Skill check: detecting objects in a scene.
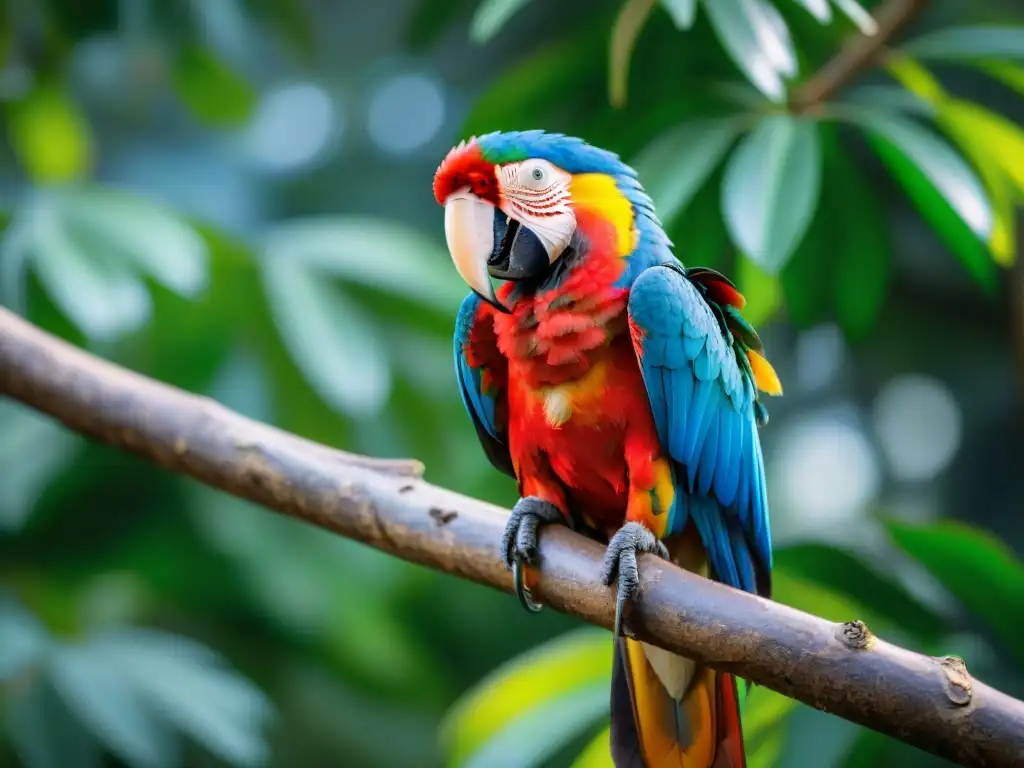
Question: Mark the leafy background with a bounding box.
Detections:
[1,0,1023,766]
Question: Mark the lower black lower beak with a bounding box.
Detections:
[488,209,549,281]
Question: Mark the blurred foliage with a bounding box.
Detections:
[0,0,1022,767]
[444,524,1024,767]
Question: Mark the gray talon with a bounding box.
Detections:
[600,522,669,636]
[501,496,567,613]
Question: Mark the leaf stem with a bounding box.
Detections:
[790,0,932,114]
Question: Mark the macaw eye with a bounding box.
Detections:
[521,160,549,189]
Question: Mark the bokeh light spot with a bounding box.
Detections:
[772,409,881,531]
[872,374,962,482]
[245,82,338,172]
[366,73,444,156]
[795,323,845,393]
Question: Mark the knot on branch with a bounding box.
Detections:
[429,507,458,526]
[937,655,973,707]
[837,620,874,650]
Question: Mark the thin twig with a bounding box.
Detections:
[790,0,932,114]
[1,306,1023,767]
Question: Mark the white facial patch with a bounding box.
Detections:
[497,159,577,262]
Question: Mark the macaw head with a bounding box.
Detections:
[433,130,664,311]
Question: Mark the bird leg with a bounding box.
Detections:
[600,521,669,637]
[501,496,569,613]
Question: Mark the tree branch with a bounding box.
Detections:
[790,0,931,114]
[1,306,1022,767]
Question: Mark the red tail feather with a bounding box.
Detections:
[704,281,746,311]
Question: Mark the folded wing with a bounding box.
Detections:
[454,292,514,478]
[627,262,772,599]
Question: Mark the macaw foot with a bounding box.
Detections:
[600,522,669,637]
[501,496,567,614]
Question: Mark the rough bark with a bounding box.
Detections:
[1,306,1023,767]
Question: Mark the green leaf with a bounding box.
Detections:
[7,83,94,183]
[871,131,997,291]
[261,216,464,312]
[842,85,936,118]
[0,598,49,680]
[939,101,1024,195]
[937,102,1022,266]
[830,144,891,341]
[978,60,1024,97]
[441,628,612,766]
[99,629,272,766]
[49,642,179,768]
[7,185,207,342]
[661,0,697,29]
[0,400,81,531]
[56,186,209,298]
[722,115,821,272]
[26,198,153,341]
[884,53,945,103]
[741,684,797,743]
[735,254,782,327]
[171,46,256,126]
[8,676,103,768]
[609,0,658,108]
[774,543,946,643]
[792,0,831,23]
[884,55,1019,266]
[854,111,997,291]
[702,0,791,103]
[262,260,392,417]
[830,0,877,35]
[747,723,787,768]
[469,0,535,44]
[855,111,992,239]
[901,25,1024,62]
[631,117,741,226]
[462,684,608,768]
[886,520,1024,665]
[570,727,613,768]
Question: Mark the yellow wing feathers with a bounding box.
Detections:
[747,349,783,396]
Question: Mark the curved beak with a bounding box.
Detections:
[444,189,505,312]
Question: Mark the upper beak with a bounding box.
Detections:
[443,189,506,312]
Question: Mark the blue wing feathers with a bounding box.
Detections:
[698,415,718,497]
[715,420,737,507]
[454,293,515,478]
[628,265,772,597]
[682,376,712,464]
[454,294,499,440]
[684,334,704,363]
[689,495,741,590]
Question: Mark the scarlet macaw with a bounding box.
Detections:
[434,130,781,768]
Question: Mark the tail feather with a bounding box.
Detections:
[610,637,745,768]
